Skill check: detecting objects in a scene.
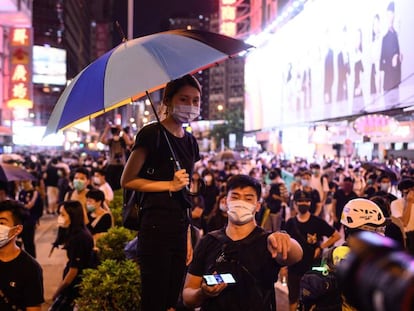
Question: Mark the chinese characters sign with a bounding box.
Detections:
[220,0,237,37]
[8,28,33,108]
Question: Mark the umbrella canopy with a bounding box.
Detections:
[0,163,36,182]
[45,29,253,135]
[361,161,399,182]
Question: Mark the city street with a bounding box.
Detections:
[34,214,66,311]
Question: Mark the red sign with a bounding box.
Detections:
[8,28,33,109]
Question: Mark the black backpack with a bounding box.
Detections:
[299,267,342,311]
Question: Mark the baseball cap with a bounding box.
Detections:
[294,190,312,202]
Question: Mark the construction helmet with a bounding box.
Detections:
[341,198,385,229]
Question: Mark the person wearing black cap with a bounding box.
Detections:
[285,190,340,311]
[390,178,414,254]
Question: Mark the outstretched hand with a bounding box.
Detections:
[267,231,291,260]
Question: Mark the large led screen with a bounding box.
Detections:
[33,45,67,85]
[245,0,414,131]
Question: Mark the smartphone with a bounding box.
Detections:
[203,273,236,286]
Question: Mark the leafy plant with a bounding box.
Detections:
[95,226,136,262]
[76,259,141,311]
[109,189,123,227]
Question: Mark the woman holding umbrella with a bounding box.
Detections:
[121,74,201,311]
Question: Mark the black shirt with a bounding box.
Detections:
[0,250,44,310]
[188,227,280,311]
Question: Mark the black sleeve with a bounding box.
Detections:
[91,213,112,234]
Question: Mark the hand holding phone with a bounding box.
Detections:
[203,273,236,286]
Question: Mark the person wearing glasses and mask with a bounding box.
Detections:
[121,74,201,311]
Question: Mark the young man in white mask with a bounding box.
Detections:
[183,174,303,311]
[0,200,44,310]
[92,169,114,206]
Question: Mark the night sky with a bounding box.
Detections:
[113,0,218,43]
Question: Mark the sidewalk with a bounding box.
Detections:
[34,214,67,311]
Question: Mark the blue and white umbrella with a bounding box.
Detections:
[45,29,253,135]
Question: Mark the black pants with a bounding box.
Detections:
[21,219,36,258]
[137,208,187,311]
[105,164,124,191]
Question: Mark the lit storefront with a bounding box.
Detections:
[244,0,414,161]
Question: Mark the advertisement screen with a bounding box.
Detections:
[33,45,67,85]
[245,0,414,131]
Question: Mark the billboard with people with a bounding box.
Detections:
[245,0,414,131]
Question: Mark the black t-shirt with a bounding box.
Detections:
[285,216,335,274]
[266,183,283,213]
[333,189,358,218]
[63,227,94,297]
[87,212,112,235]
[0,250,44,310]
[188,227,280,311]
[133,122,200,212]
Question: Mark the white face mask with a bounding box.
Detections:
[171,104,200,123]
[0,224,16,248]
[93,176,101,185]
[227,200,256,225]
[219,203,228,212]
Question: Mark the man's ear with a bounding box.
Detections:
[12,224,23,236]
[255,200,261,212]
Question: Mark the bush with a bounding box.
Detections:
[96,226,136,262]
[109,189,123,227]
[76,259,141,311]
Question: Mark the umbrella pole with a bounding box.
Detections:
[145,91,192,219]
[145,91,184,173]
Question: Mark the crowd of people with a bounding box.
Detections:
[1,138,414,310]
[1,76,414,311]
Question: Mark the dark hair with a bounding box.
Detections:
[226,174,261,198]
[377,174,390,183]
[93,168,106,177]
[0,200,28,225]
[86,189,105,204]
[162,74,201,104]
[61,200,85,228]
[370,195,391,217]
[269,168,281,180]
[343,177,354,183]
[74,167,90,179]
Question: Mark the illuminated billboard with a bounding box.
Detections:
[33,45,67,86]
[245,0,414,131]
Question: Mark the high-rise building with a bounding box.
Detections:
[168,15,211,121]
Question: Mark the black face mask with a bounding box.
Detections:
[297,204,310,214]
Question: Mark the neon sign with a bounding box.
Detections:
[8,28,33,109]
[220,0,237,37]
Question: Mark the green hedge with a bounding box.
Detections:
[76,259,141,311]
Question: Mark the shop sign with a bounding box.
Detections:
[220,0,237,37]
[8,27,33,109]
[353,114,398,137]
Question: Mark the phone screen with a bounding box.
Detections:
[203,273,236,286]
